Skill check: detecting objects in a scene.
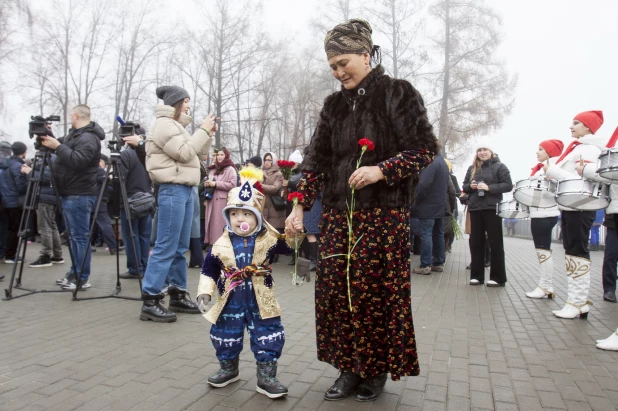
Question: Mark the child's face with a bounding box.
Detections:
[228,208,258,236]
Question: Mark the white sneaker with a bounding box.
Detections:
[62,281,91,290]
[469,279,480,285]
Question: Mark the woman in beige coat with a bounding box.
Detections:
[140,85,215,323]
[261,152,285,231]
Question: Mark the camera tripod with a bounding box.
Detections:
[71,145,144,301]
[3,148,76,300]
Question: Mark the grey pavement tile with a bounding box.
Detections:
[1,239,617,410]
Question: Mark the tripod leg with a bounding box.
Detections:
[5,153,43,299]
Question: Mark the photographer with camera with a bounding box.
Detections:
[0,142,29,264]
[19,123,66,268]
[40,104,104,290]
[117,127,152,280]
[139,85,215,322]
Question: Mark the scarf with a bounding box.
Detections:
[208,147,236,175]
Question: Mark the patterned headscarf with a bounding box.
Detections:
[324,19,374,59]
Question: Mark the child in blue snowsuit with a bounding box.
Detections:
[196,172,303,399]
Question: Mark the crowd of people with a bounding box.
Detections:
[0,16,616,404]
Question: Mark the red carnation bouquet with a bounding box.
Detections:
[288,192,305,286]
[277,160,295,179]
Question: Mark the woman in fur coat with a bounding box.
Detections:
[285,19,437,402]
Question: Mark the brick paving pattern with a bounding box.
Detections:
[1,236,617,410]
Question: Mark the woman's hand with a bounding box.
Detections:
[348,166,384,190]
[282,179,288,187]
[285,206,304,234]
[470,180,478,190]
[576,164,584,176]
[477,182,489,191]
[201,114,216,134]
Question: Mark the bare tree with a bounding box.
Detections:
[71,1,112,105]
[112,6,173,136]
[365,0,427,80]
[310,0,355,35]
[427,0,517,160]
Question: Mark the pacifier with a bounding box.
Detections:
[240,222,250,232]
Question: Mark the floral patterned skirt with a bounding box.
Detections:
[316,206,420,381]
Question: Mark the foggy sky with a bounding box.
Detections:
[5,0,618,187]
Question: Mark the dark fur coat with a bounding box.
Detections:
[302,65,438,210]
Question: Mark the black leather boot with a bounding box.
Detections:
[168,286,201,314]
[256,361,288,398]
[140,293,177,322]
[324,371,362,401]
[355,373,387,402]
[208,357,240,387]
[307,241,318,274]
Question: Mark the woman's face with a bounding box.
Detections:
[181,98,191,114]
[263,155,273,170]
[570,120,591,139]
[536,146,549,162]
[216,151,225,163]
[477,148,492,161]
[328,53,371,90]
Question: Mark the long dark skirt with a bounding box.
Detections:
[316,206,420,381]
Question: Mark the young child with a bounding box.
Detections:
[197,167,303,399]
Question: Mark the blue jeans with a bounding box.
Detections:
[62,196,96,281]
[120,209,152,276]
[142,184,193,295]
[416,218,445,267]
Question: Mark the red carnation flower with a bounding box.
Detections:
[287,192,305,202]
[358,138,375,151]
[253,182,264,193]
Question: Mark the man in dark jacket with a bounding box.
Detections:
[0,141,12,261]
[0,142,29,263]
[410,153,449,274]
[40,104,103,290]
[118,129,152,279]
[22,151,65,268]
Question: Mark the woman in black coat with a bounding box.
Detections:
[462,142,513,286]
[285,19,437,402]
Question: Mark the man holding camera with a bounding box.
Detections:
[40,104,104,290]
[118,128,152,280]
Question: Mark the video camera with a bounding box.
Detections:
[29,115,60,149]
[119,121,141,138]
[116,116,141,139]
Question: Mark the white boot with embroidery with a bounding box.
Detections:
[553,255,592,319]
[596,329,618,351]
[526,249,555,299]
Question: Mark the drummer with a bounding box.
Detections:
[577,127,618,304]
[544,110,606,319]
[525,139,564,300]
[577,128,618,351]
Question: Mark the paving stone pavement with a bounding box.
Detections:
[1,236,617,411]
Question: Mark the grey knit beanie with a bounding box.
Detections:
[156,85,190,107]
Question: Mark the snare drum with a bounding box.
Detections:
[513,177,557,208]
[496,199,530,219]
[597,147,618,181]
[554,178,609,211]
